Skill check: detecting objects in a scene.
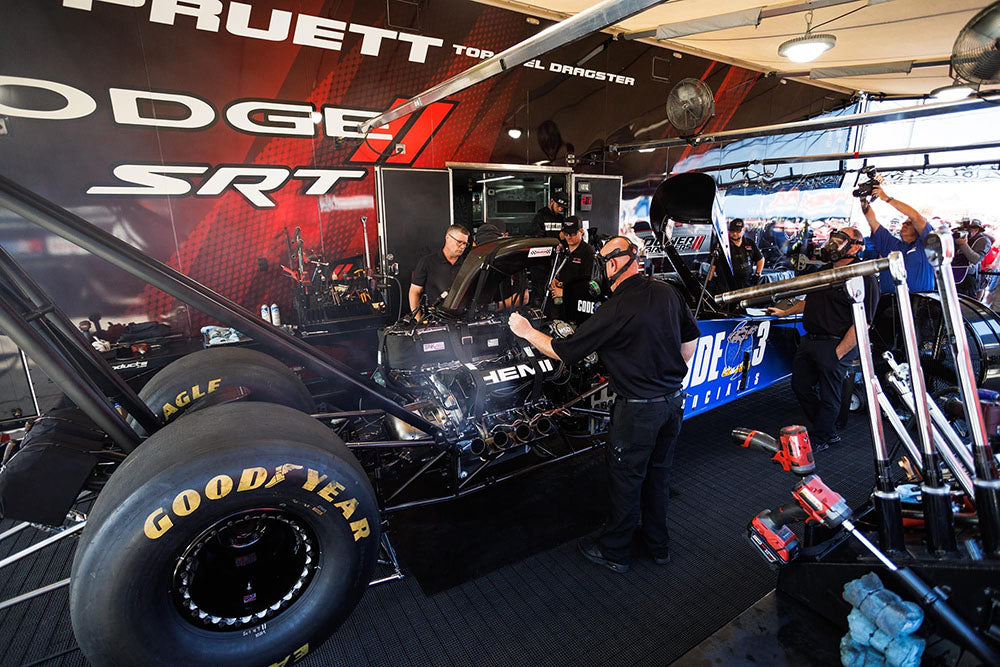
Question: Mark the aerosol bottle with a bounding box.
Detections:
[270,302,281,326]
[260,303,272,323]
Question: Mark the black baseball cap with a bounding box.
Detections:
[728,218,745,231]
[562,216,582,233]
[964,218,984,230]
[552,189,569,209]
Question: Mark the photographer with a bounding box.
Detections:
[953,219,993,299]
[861,185,935,294]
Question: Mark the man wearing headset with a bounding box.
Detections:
[509,237,700,573]
[767,227,878,452]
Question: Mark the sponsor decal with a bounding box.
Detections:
[111,359,149,370]
[268,644,310,667]
[480,358,555,385]
[143,463,371,542]
[528,247,553,258]
[161,378,222,421]
[681,320,772,412]
[422,341,446,352]
[671,235,707,252]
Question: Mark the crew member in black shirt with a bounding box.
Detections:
[727,218,764,289]
[509,237,700,573]
[530,188,568,236]
[552,216,596,323]
[408,224,469,319]
[766,227,878,451]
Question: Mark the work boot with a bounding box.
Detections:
[577,538,629,573]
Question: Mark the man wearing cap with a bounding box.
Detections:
[953,219,993,299]
[531,188,568,236]
[551,216,596,323]
[508,237,700,573]
[726,218,764,290]
[408,224,470,320]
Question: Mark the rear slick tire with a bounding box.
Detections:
[133,347,315,435]
[70,402,380,667]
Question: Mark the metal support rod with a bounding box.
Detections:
[384,450,448,503]
[874,383,923,470]
[0,298,140,452]
[888,251,957,554]
[0,175,444,444]
[0,521,86,571]
[0,245,160,434]
[687,140,1000,175]
[0,522,31,544]
[359,0,667,134]
[883,361,975,499]
[0,577,71,612]
[924,230,1000,557]
[717,256,891,307]
[846,276,905,552]
[611,94,1000,154]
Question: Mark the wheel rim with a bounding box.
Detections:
[172,509,318,630]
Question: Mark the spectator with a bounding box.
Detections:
[952,219,993,299]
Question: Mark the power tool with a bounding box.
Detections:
[732,424,816,476]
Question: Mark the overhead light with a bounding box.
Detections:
[778,10,835,63]
[930,80,975,101]
[638,147,656,153]
[507,127,523,139]
[778,33,836,63]
[476,175,515,184]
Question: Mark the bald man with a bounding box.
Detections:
[767,227,879,451]
[509,237,700,573]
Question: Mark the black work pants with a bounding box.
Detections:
[791,337,853,444]
[598,394,684,563]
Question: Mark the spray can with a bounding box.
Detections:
[270,303,281,326]
[260,303,272,323]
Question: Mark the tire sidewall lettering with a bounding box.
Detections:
[142,463,371,542]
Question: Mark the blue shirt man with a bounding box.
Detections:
[862,186,936,294]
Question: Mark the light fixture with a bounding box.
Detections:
[778,11,835,63]
[476,175,514,184]
[507,127,523,139]
[930,80,975,101]
[638,147,656,153]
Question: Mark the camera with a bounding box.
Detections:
[852,166,879,199]
[953,229,969,241]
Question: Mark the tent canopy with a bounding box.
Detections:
[474,0,997,97]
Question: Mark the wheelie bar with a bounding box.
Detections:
[845,276,904,553]
[924,229,1000,558]
[885,250,958,554]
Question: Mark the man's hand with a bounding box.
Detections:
[873,184,890,202]
[508,312,533,338]
[955,234,969,246]
[766,306,786,316]
[860,198,870,213]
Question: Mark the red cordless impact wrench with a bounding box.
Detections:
[732,425,816,476]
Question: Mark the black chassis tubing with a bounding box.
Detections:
[0,174,446,447]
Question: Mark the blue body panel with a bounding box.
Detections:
[681,316,803,420]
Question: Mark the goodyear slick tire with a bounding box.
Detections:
[70,402,380,667]
[133,348,315,435]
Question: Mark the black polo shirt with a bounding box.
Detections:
[557,242,596,323]
[530,207,562,236]
[802,260,880,337]
[730,237,763,287]
[412,250,462,307]
[551,274,701,398]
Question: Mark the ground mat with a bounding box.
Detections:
[389,445,608,595]
[1,381,878,666]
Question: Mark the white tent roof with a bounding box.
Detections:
[473,0,997,96]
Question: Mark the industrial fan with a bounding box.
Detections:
[951,1,1000,88]
[666,78,715,133]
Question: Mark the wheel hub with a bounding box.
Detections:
[172,509,317,630]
